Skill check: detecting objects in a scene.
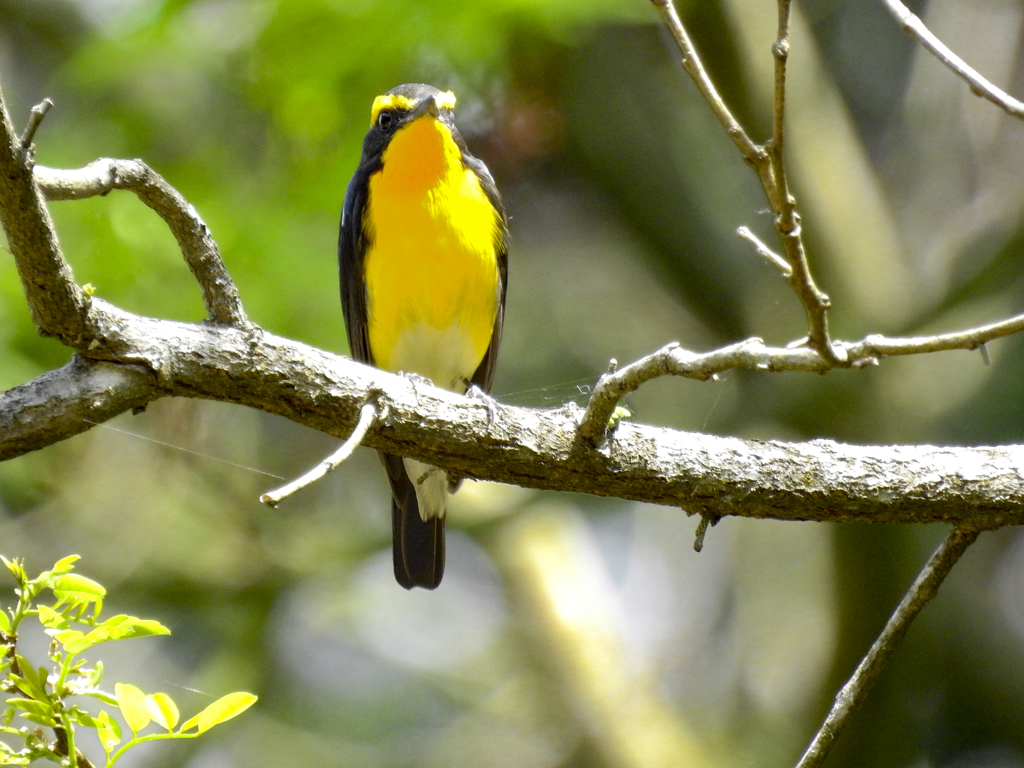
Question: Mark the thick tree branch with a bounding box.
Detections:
[3,302,1024,527]
[796,526,981,767]
[34,159,248,327]
[0,356,156,456]
[0,90,87,342]
[880,0,1024,120]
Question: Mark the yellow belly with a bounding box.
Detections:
[364,116,500,392]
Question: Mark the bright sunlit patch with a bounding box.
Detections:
[435,90,456,110]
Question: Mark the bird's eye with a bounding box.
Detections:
[377,111,393,131]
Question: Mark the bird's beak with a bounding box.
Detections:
[409,94,441,121]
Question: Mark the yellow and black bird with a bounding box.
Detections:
[339,84,508,590]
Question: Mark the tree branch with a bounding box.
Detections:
[650,0,764,165]
[651,0,838,364]
[34,159,248,327]
[0,356,156,456]
[3,302,1024,526]
[880,0,1024,120]
[578,310,1024,445]
[0,87,87,343]
[796,526,981,767]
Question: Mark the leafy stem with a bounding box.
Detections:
[0,555,257,767]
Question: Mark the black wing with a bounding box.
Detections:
[338,169,372,365]
[465,153,508,394]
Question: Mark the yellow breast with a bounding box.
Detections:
[364,116,501,391]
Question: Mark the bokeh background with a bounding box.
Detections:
[3,0,1024,766]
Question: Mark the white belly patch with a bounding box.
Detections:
[388,320,482,393]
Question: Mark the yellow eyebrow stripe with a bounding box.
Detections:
[369,90,457,126]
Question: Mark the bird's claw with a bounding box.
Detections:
[466,384,500,428]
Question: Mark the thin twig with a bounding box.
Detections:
[766,0,836,363]
[260,400,378,507]
[880,0,1024,120]
[651,0,838,365]
[649,0,765,164]
[19,98,53,151]
[795,526,981,768]
[770,1,790,183]
[578,311,1024,445]
[738,225,792,277]
[692,513,717,552]
[34,160,248,328]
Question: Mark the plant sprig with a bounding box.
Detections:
[0,556,257,767]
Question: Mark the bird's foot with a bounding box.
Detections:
[400,371,435,389]
[466,384,501,428]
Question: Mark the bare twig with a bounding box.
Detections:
[880,0,1024,120]
[20,98,53,151]
[34,160,248,328]
[692,513,717,552]
[765,0,836,362]
[795,526,981,768]
[578,312,1024,445]
[770,1,790,176]
[260,400,378,507]
[738,225,792,277]
[651,0,838,364]
[650,0,764,164]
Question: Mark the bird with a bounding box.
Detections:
[338,84,508,590]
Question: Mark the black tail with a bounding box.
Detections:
[381,452,445,589]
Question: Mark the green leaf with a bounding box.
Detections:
[71,709,100,728]
[10,698,57,728]
[179,692,257,734]
[115,682,150,733]
[19,711,58,728]
[86,616,169,645]
[52,630,93,655]
[96,710,122,753]
[10,659,48,702]
[144,692,179,731]
[37,604,70,631]
[50,555,80,576]
[53,574,106,604]
[89,660,105,686]
[2,557,26,584]
[7,698,55,719]
[608,405,632,429]
[0,609,10,634]
[79,688,118,707]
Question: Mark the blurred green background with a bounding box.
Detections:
[3,0,1024,766]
